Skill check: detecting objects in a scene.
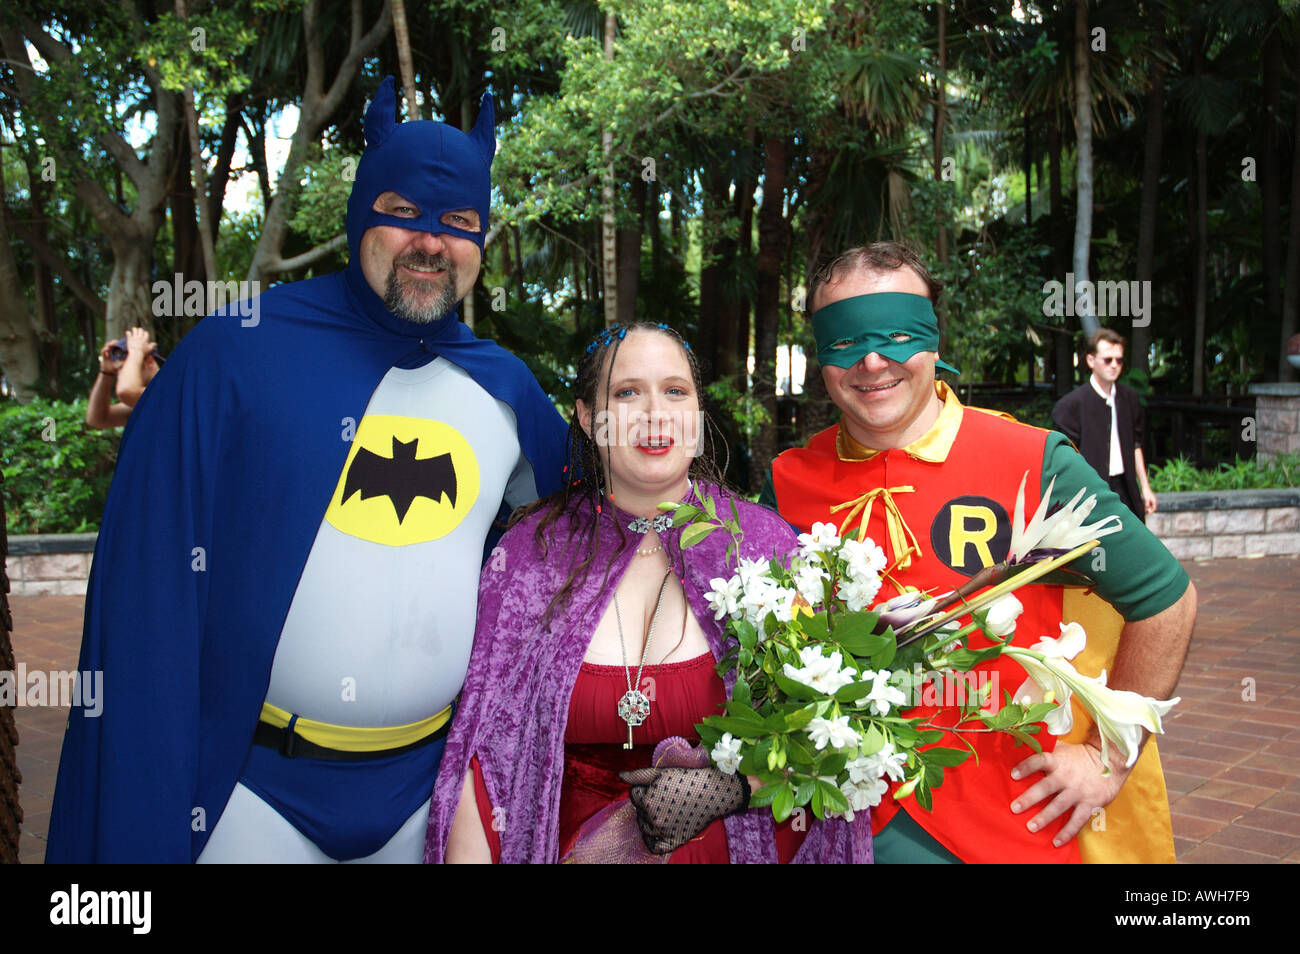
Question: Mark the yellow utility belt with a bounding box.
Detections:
[258,701,452,753]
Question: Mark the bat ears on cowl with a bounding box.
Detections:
[468,91,495,168]
[363,75,495,168]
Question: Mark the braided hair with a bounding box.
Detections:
[513,321,731,627]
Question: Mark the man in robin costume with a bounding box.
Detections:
[47,77,568,863]
[760,242,1196,864]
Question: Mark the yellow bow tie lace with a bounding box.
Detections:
[829,485,923,575]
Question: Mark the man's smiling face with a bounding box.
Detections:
[814,267,942,449]
[358,191,483,322]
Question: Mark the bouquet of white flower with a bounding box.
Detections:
[665,473,1179,824]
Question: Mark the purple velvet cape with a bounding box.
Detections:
[424,483,873,864]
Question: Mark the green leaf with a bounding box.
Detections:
[919,746,969,767]
[818,778,850,813]
[679,522,719,548]
[784,704,818,731]
[669,503,702,526]
[818,752,848,776]
[785,733,816,766]
[943,646,1004,671]
[736,619,757,651]
[794,777,816,805]
[705,716,768,738]
[749,782,782,808]
[915,729,946,746]
[870,639,897,670]
[860,722,887,755]
[772,671,820,702]
[923,763,945,787]
[826,613,891,656]
[772,782,795,823]
[810,783,825,819]
[833,680,873,703]
[915,781,934,811]
[732,678,751,707]
[723,701,764,724]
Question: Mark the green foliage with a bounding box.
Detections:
[290,151,356,249]
[1,399,121,534]
[1148,454,1300,494]
[705,378,771,440]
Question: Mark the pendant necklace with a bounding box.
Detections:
[615,566,674,749]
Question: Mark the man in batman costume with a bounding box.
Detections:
[47,76,569,862]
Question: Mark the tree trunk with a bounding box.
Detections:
[1192,27,1208,397]
[934,1,948,264]
[106,231,162,340]
[1193,129,1208,396]
[208,95,244,243]
[1262,23,1283,362]
[176,0,217,307]
[391,0,420,121]
[751,136,790,493]
[246,0,392,285]
[697,168,729,377]
[600,11,618,327]
[1048,114,1063,219]
[616,175,645,326]
[1133,57,1165,376]
[1072,0,1098,337]
[1023,110,1032,228]
[0,211,41,402]
[28,174,59,394]
[1279,82,1300,382]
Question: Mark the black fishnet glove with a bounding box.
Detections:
[619,767,751,855]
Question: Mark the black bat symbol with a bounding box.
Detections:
[342,436,457,523]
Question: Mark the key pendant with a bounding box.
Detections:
[618,689,651,750]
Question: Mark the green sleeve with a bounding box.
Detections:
[757,467,778,511]
[1040,432,1189,621]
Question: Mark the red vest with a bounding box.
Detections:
[772,408,1082,863]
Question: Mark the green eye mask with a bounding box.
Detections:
[812,292,960,375]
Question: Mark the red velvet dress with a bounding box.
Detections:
[472,651,805,863]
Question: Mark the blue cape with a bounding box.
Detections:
[47,80,568,862]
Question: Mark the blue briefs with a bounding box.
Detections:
[238,735,446,861]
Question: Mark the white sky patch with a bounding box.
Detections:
[224,104,298,217]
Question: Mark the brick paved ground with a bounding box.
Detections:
[6,555,1299,864]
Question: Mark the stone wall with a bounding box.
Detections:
[1249,382,1300,461]
[6,535,96,597]
[1146,489,1300,560]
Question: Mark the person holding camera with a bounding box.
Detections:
[85,327,162,430]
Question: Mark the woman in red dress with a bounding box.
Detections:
[427,323,871,863]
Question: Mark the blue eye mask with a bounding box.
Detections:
[345,75,496,260]
[812,292,960,375]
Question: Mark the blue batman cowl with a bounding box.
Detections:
[345,74,495,261]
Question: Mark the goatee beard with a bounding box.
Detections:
[384,253,459,323]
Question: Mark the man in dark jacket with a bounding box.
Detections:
[1052,328,1157,521]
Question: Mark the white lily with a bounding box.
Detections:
[982,593,1024,637]
[1008,471,1124,564]
[1003,621,1180,772]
